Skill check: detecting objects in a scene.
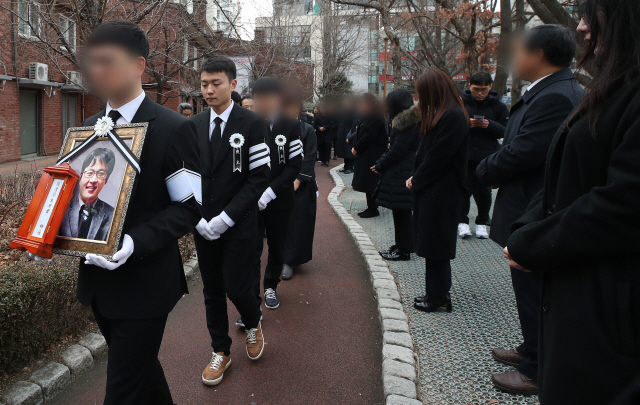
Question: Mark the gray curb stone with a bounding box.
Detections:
[0,381,43,405]
[383,374,418,399]
[383,359,417,382]
[387,394,423,405]
[383,332,414,349]
[60,345,94,376]
[328,165,421,404]
[78,333,107,359]
[28,362,69,400]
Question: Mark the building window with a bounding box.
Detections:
[192,47,198,69]
[18,0,39,38]
[60,16,76,51]
[183,38,189,63]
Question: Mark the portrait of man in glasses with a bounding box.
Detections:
[59,147,116,241]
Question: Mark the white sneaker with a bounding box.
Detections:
[458,223,472,238]
[476,225,489,239]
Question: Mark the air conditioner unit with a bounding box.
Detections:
[29,62,49,82]
[66,71,83,87]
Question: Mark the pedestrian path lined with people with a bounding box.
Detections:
[338,171,539,405]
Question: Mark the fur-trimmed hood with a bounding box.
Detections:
[392,104,421,131]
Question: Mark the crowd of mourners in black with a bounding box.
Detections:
[304,0,640,401]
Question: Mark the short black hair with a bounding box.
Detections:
[87,20,149,60]
[251,77,283,95]
[242,95,253,101]
[231,91,242,104]
[469,72,493,86]
[524,24,576,68]
[200,57,236,81]
[82,148,116,180]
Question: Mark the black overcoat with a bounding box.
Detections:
[412,106,469,260]
[476,68,584,247]
[351,114,387,194]
[336,110,357,159]
[462,89,510,162]
[374,105,420,212]
[507,83,640,405]
[77,96,202,319]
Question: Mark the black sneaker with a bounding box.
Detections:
[264,288,279,309]
[379,245,397,256]
[381,248,410,261]
[236,310,263,327]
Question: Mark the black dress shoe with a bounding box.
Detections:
[358,209,379,218]
[414,295,452,312]
[414,295,428,303]
[343,169,353,174]
[381,248,410,261]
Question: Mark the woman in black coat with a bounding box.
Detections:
[505,1,640,403]
[374,89,420,260]
[407,70,469,313]
[351,93,388,218]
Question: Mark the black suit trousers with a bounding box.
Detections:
[460,161,492,225]
[424,259,452,297]
[511,267,542,381]
[258,208,292,293]
[195,233,262,355]
[91,302,172,405]
[392,210,414,253]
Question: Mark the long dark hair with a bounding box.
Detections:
[575,0,640,123]
[415,70,468,135]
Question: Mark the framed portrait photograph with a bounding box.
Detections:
[53,123,147,259]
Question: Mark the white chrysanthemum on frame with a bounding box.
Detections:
[94,116,114,137]
[275,135,287,147]
[229,133,245,148]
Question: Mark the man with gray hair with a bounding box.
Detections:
[178,102,193,118]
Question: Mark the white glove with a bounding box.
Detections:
[196,218,218,241]
[207,215,230,238]
[85,234,134,271]
[258,191,274,211]
[27,252,52,262]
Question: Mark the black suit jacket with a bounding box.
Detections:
[476,68,583,246]
[191,105,270,239]
[77,96,202,319]
[59,197,114,241]
[265,117,302,211]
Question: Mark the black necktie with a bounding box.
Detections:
[210,117,223,161]
[108,109,122,123]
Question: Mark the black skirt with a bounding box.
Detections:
[283,180,317,265]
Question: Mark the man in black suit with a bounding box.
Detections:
[246,77,302,312]
[72,21,201,405]
[190,57,270,386]
[476,25,583,395]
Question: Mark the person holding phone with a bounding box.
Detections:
[459,72,510,239]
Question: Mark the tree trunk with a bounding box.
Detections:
[511,0,526,104]
[493,0,512,96]
[391,37,402,88]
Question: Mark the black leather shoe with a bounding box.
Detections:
[358,209,379,218]
[381,248,410,261]
[414,295,452,313]
[414,295,428,303]
[343,169,353,174]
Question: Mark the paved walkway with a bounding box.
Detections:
[337,171,539,405]
[49,160,385,405]
[0,156,58,176]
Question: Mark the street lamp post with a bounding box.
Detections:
[379,28,389,99]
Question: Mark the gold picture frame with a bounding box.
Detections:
[53,123,147,259]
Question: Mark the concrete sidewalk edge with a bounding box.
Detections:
[328,164,422,405]
[0,255,200,405]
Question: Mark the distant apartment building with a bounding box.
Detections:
[207,0,242,37]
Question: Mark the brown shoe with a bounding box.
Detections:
[491,370,538,395]
[246,322,265,360]
[202,352,231,386]
[492,347,523,367]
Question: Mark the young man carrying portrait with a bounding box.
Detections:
[55,20,201,405]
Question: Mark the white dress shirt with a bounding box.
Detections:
[526,74,553,92]
[105,91,146,124]
[209,102,234,139]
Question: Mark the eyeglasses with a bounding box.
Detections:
[83,169,108,180]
